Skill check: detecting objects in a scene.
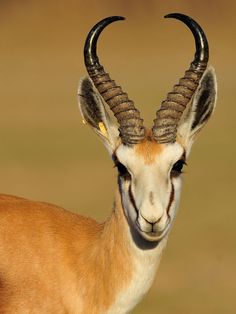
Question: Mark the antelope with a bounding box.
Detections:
[0,13,216,314]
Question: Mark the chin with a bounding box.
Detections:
[134,219,172,243]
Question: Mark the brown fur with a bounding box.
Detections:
[0,192,133,313]
[135,138,164,165]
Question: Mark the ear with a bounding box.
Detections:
[78,77,120,155]
[177,66,217,155]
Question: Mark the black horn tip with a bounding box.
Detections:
[164,13,184,19]
[164,13,209,64]
[84,16,125,68]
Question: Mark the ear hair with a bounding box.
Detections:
[177,66,217,152]
[78,77,120,153]
[78,78,109,133]
[190,66,217,133]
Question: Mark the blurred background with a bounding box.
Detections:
[0,1,235,313]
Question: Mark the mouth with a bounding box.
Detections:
[127,184,171,242]
[135,218,171,242]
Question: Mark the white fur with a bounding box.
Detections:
[105,143,184,313]
[107,235,168,314]
[116,142,184,241]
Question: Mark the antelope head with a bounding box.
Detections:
[78,14,217,245]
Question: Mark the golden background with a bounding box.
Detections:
[0,1,235,313]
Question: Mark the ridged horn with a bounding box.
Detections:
[153,13,209,143]
[84,16,145,145]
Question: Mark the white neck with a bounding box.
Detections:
[85,191,168,314]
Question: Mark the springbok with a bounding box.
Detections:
[0,13,216,314]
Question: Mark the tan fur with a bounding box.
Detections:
[135,140,164,165]
[0,192,133,313]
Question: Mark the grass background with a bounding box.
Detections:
[0,1,235,313]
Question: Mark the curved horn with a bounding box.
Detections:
[153,13,209,143]
[84,16,145,145]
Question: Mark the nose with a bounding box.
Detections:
[140,212,162,225]
[137,212,168,234]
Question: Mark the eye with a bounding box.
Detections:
[115,162,131,180]
[171,159,186,177]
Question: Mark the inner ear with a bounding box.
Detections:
[78,78,110,132]
[78,77,120,153]
[177,66,217,148]
[191,67,217,131]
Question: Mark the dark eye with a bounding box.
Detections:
[116,162,131,180]
[171,159,186,176]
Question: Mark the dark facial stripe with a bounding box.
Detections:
[167,182,175,218]
[128,184,139,215]
[182,149,186,162]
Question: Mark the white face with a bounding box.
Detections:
[115,141,185,242]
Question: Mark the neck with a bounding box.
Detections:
[77,191,168,314]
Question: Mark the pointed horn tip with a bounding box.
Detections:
[108,16,125,22]
[164,13,198,27]
[164,13,184,19]
[116,16,125,20]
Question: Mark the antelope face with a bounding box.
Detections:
[78,14,217,243]
[115,140,184,241]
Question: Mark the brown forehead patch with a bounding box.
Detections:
[135,140,164,164]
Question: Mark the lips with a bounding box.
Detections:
[135,216,171,242]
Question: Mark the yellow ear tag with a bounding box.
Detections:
[98,122,107,137]
[82,119,87,125]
